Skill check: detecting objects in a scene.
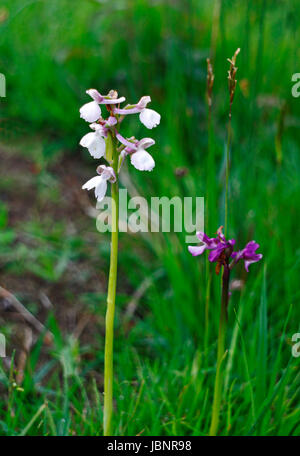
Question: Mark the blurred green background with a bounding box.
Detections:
[0,0,299,436]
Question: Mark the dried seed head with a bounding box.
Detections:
[227,48,240,114]
[206,58,215,108]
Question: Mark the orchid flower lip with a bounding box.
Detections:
[139,108,161,129]
[79,131,106,159]
[79,101,101,123]
[130,148,155,171]
[82,175,107,202]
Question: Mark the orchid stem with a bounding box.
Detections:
[224,115,232,238]
[104,133,119,436]
[209,265,230,436]
[204,97,215,354]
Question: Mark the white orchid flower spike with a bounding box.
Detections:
[79,88,160,203]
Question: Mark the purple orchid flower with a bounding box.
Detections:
[231,240,263,272]
[188,226,235,264]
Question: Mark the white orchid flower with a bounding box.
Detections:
[79,89,125,123]
[130,138,155,171]
[116,134,155,172]
[113,96,161,129]
[82,165,116,202]
[80,124,106,159]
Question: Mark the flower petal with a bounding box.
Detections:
[196,231,219,249]
[188,245,206,256]
[86,89,104,103]
[96,165,116,183]
[208,245,225,262]
[80,132,95,148]
[113,105,140,115]
[103,96,126,105]
[116,133,138,150]
[130,149,155,171]
[244,254,263,272]
[82,175,103,191]
[137,96,151,109]
[86,89,125,105]
[139,108,161,129]
[80,132,106,158]
[137,137,155,149]
[80,101,101,123]
[82,175,108,201]
[105,116,118,127]
[89,123,108,137]
[244,240,260,252]
[94,178,107,202]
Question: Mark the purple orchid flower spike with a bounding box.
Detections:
[188,223,262,439]
[188,226,262,275]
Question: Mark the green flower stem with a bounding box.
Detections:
[205,104,216,354]
[209,264,230,436]
[224,119,232,238]
[103,132,119,436]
